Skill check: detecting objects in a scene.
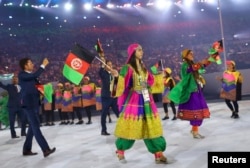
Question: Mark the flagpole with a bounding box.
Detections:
[217,0,227,70]
[161,59,164,71]
[95,56,109,67]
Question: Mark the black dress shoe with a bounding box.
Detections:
[43,147,56,157]
[21,133,27,136]
[101,132,110,136]
[12,135,20,139]
[23,151,38,156]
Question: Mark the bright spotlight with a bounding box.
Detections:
[107,3,114,8]
[155,0,172,10]
[64,2,73,11]
[84,3,92,11]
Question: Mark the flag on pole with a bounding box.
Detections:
[212,40,223,53]
[94,38,104,54]
[63,43,95,85]
[36,83,54,103]
[150,60,162,75]
[208,40,223,65]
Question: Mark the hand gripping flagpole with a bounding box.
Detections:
[217,0,227,70]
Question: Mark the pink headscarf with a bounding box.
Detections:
[126,43,140,63]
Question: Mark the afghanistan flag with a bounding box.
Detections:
[63,43,95,85]
[36,83,54,103]
[150,60,162,75]
[212,40,223,53]
[94,38,104,54]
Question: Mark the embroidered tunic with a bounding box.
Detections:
[114,65,163,140]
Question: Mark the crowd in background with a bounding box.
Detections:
[0,6,249,85]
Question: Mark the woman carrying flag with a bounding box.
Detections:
[168,49,212,139]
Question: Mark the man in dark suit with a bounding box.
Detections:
[18,57,56,157]
[99,55,119,136]
[0,74,27,138]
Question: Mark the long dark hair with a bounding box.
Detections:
[127,51,146,74]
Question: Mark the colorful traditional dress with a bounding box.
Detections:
[72,85,82,107]
[162,77,175,103]
[220,70,242,101]
[43,97,52,111]
[95,87,102,111]
[114,65,163,140]
[168,62,210,122]
[61,90,73,112]
[55,89,63,110]
[81,83,96,107]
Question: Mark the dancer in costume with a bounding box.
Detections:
[42,84,55,126]
[72,83,84,124]
[81,76,96,124]
[217,60,243,119]
[114,43,167,164]
[61,82,74,124]
[162,67,177,121]
[55,83,64,125]
[168,49,212,139]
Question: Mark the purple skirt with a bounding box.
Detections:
[178,89,210,126]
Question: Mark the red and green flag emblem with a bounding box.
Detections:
[36,83,54,103]
[63,44,95,85]
[150,60,162,75]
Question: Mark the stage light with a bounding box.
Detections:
[84,3,92,11]
[107,3,114,8]
[123,3,132,8]
[155,0,172,10]
[64,2,73,11]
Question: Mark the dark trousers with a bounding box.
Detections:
[23,107,50,152]
[163,101,176,114]
[8,107,27,137]
[62,112,75,121]
[74,107,83,121]
[101,97,119,133]
[45,110,55,123]
[225,99,239,112]
[85,106,92,122]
